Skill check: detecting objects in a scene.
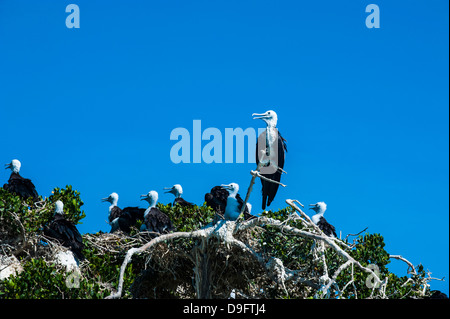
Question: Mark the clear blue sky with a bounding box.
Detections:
[1,1,448,294]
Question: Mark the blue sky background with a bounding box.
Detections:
[0,1,448,294]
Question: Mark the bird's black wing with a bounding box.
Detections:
[109,206,122,223]
[204,186,255,220]
[236,193,245,212]
[205,186,229,214]
[317,217,337,237]
[118,207,146,233]
[44,215,84,260]
[256,130,287,210]
[235,194,256,220]
[144,207,174,234]
[4,172,39,200]
[174,197,195,207]
[278,131,288,154]
[122,206,146,221]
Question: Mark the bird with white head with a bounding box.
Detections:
[140,190,174,235]
[252,110,287,210]
[309,202,336,237]
[101,192,145,233]
[3,159,38,200]
[164,184,195,207]
[5,159,21,174]
[43,200,85,260]
[221,183,241,221]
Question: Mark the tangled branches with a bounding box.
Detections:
[105,203,364,299]
[106,195,442,299]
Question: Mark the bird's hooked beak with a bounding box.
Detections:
[101,197,110,203]
[252,112,270,120]
[309,204,316,210]
[164,187,175,194]
[220,184,232,190]
[140,194,148,201]
[4,163,12,170]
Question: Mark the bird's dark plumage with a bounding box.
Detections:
[174,197,195,207]
[256,129,287,210]
[316,216,337,238]
[204,186,255,220]
[117,206,146,233]
[3,172,39,201]
[426,290,448,299]
[142,207,174,235]
[205,186,229,215]
[44,214,84,260]
[109,206,122,224]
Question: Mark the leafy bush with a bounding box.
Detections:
[0,185,84,237]
[48,185,86,225]
[0,258,108,299]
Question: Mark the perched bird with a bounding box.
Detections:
[102,192,121,226]
[43,200,84,261]
[205,186,230,215]
[3,159,39,201]
[221,183,242,221]
[164,184,194,207]
[101,192,145,234]
[140,191,174,235]
[253,110,287,210]
[204,184,255,221]
[309,202,337,237]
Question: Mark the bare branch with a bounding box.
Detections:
[344,227,369,241]
[284,200,384,296]
[238,162,264,218]
[250,170,287,187]
[389,255,417,275]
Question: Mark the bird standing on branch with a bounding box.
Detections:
[309,202,337,237]
[253,110,287,210]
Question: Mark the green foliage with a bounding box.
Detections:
[335,234,432,299]
[351,233,390,271]
[82,231,149,297]
[1,184,105,299]
[158,202,216,232]
[261,206,295,221]
[0,185,85,236]
[0,187,28,236]
[332,233,390,298]
[48,185,86,225]
[259,207,313,270]
[0,185,439,299]
[0,258,108,299]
